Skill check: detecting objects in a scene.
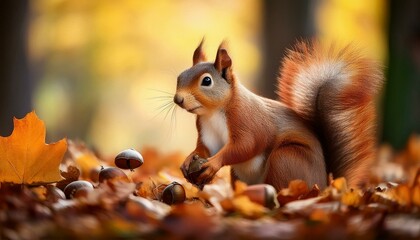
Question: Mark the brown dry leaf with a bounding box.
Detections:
[87,181,137,208]
[60,165,81,180]
[131,147,184,182]
[282,196,327,214]
[161,202,220,238]
[0,111,67,184]
[56,165,80,190]
[136,179,158,199]
[67,140,102,179]
[202,179,273,215]
[156,169,200,199]
[135,169,199,200]
[371,191,399,208]
[305,184,321,199]
[126,195,171,220]
[200,178,235,213]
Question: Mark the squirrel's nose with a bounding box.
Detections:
[173,94,184,105]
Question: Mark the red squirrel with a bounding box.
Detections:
[174,40,383,190]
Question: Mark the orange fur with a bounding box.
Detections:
[277,40,383,186]
[177,40,383,189]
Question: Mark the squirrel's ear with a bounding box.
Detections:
[193,38,206,65]
[214,42,232,74]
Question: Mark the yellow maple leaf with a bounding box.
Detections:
[0,111,67,184]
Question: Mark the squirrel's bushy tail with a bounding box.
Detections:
[277,40,383,186]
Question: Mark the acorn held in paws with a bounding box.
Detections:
[187,155,208,183]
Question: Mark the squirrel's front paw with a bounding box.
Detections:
[180,154,206,182]
[194,159,222,187]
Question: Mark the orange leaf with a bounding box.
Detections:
[341,189,362,207]
[231,195,268,218]
[331,177,348,192]
[0,111,67,184]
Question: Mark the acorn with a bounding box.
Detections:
[187,155,208,183]
[72,187,91,199]
[98,166,130,183]
[46,185,66,202]
[89,166,102,183]
[115,148,143,170]
[242,184,279,209]
[63,180,94,199]
[161,182,186,205]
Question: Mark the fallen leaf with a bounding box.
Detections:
[411,186,420,206]
[283,196,327,214]
[161,202,220,238]
[288,179,309,196]
[341,189,362,207]
[201,178,234,213]
[277,179,310,205]
[230,195,268,218]
[412,169,420,206]
[392,184,411,207]
[56,165,80,190]
[406,135,420,164]
[0,111,67,184]
[126,195,171,220]
[309,208,330,223]
[384,214,420,237]
[31,186,47,200]
[331,177,348,192]
[67,140,102,179]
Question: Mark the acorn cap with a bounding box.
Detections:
[115,148,144,170]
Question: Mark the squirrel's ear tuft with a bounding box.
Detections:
[214,41,232,74]
[193,38,206,65]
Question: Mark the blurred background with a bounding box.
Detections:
[0,0,418,156]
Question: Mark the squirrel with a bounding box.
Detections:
[174,39,383,190]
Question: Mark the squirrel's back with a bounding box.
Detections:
[277,40,383,186]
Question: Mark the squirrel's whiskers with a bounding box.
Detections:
[148,89,178,139]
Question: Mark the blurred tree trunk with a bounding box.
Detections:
[0,0,32,136]
[259,0,315,99]
[382,0,420,149]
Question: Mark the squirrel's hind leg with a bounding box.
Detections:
[264,143,327,190]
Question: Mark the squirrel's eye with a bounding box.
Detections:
[201,76,212,87]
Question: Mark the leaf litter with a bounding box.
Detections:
[0,113,419,239]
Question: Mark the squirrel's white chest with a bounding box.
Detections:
[199,112,229,156]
